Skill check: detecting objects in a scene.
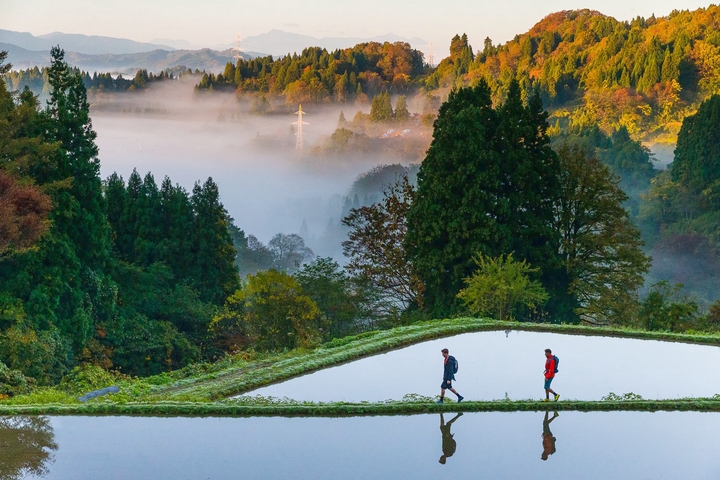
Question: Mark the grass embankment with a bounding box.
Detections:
[4,317,720,414]
[3,398,720,417]
[140,318,720,401]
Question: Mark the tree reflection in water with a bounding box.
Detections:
[0,416,57,479]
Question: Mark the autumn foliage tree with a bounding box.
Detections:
[0,168,52,257]
[342,175,424,316]
[211,270,320,351]
[554,144,650,323]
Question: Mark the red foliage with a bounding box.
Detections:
[0,171,52,255]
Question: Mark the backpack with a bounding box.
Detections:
[452,356,459,375]
[553,355,559,373]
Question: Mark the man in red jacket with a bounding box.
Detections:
[544,348,560,402]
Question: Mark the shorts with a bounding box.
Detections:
[544,377,554,390]
[441,380,453,390]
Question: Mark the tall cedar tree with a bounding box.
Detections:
[44,46,111,271]
[0,54,72,383]
[190,178,240,304]
[0,47,113,373]
[405,80,564,318]
[672,94,720,208]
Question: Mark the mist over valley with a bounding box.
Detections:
[91,77,428,260]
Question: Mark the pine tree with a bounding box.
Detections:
[159,177,195,281]
[672,94,720,205]
[405,81,500,315]
[190,178,241,304]
[395,95,410,122]
[370,92,393,122]
[337,110,347,128]
[660,47,679,82]
[405,80,563,317]
[45,46,111,271]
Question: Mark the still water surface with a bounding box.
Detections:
[3,412,720,479]
[246,330,720,401]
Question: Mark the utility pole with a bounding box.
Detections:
[292,104,309,150]
[232,33,243,63]
[428,42,435,68]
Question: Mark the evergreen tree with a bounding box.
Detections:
[370,91,393,122]
[394,95,410,122]
[405,80,563,317]
[159,177,195,281]
[104,172,126,246]
[337,110,347,128]
[44,46,111,271]
[672,94,720,210]
[190,178,240,304]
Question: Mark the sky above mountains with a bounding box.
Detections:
[2,0,713,54]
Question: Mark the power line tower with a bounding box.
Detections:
[428,42,435,68]
[292,104,309,150]
[232,33,243,63]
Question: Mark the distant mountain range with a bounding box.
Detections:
[0,28,427,74]
[1,42,248,73]
[0,29,175,54]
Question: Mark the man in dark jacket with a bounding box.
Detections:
[437,348,463,403]
[439,412,463,464]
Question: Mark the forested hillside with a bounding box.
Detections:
[428,7,720,142]
[195,41,426,105]
[0,48,240,387]
[8,6,720,144]
[5,65,195,98]
[6,6,720,394]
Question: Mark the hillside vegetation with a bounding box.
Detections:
[428,7,720,142]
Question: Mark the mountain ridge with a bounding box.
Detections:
[0,29,175,55]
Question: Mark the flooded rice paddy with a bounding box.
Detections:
[4,411,720,479]
[245,330,720,402]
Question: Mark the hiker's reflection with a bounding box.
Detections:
[541,411,559,461]
[439,412,462,464]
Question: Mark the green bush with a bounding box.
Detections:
[0,361,34,397]
[58,365,121,395]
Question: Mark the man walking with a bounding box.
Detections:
[543,348,559,402]
[437,348,463,403]
[438,412,463,464]
[541,411,559,461]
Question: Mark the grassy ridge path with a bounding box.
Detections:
[4,398,720,417]
[144,318,720,402]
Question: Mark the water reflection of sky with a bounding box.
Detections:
[22,413,720,479]
[245,331,720,402]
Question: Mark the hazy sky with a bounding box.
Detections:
[2,0,714,52]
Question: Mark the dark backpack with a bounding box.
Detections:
[452,356,459,374]
[553,355,559,373]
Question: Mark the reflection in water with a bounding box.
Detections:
[541,412,559,461]
[0,416,57,479]
[247,330,720,403]
[439,413,462,464]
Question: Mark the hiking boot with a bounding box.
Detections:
[435,398,444,404]
[457,395,464,403]
[554,394,560,402]
[543,398,550,402]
